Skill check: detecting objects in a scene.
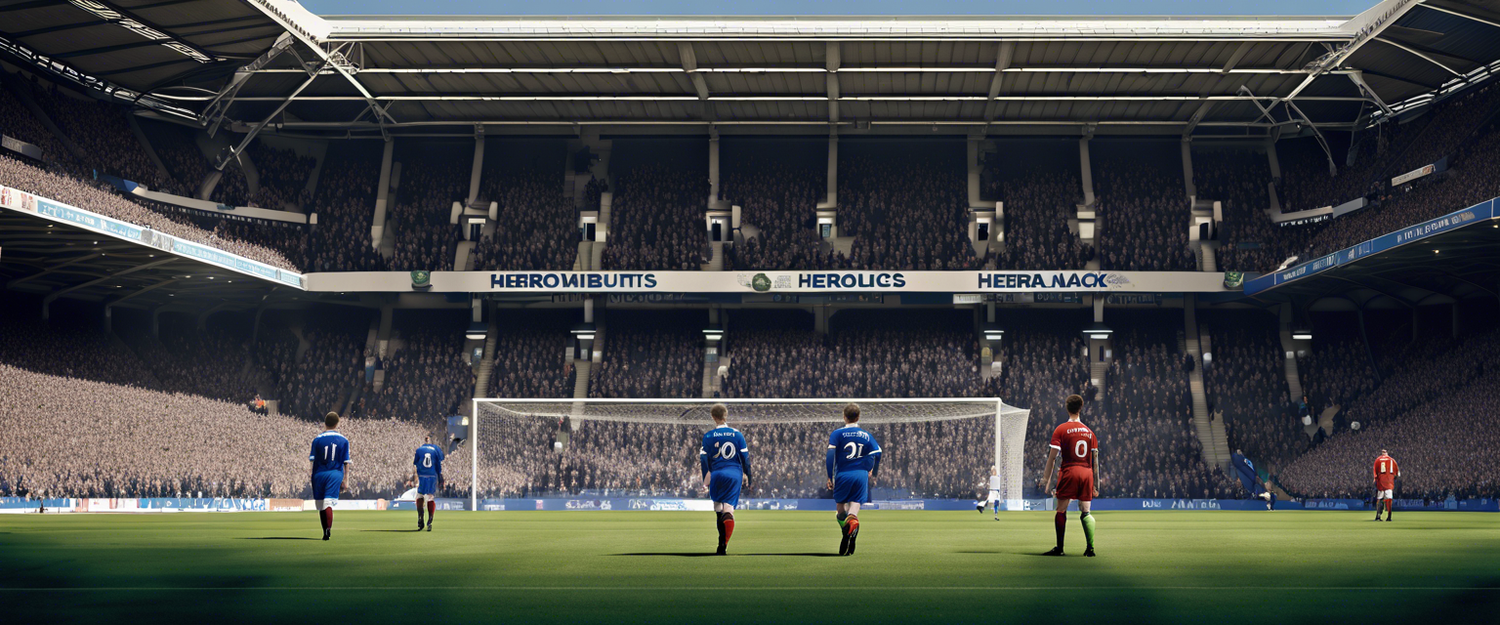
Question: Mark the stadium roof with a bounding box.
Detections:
[4,0,1500,138]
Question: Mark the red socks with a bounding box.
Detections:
[320,507,333,529]
[1054,511,1067,548]
[427,500,436,520]
[723,516,735,542]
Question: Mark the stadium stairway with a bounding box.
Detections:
[591,191,612,270]
[472,316,499,400]
[1183,299,1230,469]
[701,242,724,271]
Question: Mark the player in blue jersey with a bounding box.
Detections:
[826,403,881,556]
[309,412,351,541]
[700,404,752,555]
[413,435,445,531]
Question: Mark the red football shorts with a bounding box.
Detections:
[1055,465,1094,501]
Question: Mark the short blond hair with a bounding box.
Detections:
[710,403,727,422]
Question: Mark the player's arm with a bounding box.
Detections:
[340,441,351,493]
[868,438,882,482]
[825,444,836,490]
[1091,448,1100,498]
[738,434,753,489]
[698,441,711,487]
[1039,448,1059,494]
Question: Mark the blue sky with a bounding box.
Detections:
[299,0,1376,17]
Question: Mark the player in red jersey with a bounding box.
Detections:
[1037,394,1098,557]
[1372,449,1400,522]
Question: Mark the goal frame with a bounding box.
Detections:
[468,397,1026,511]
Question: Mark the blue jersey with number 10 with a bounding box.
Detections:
[700,426,749,474]
[828,425,882,474]
[310,431,350,474]
[414,444,445,478]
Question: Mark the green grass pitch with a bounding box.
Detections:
[2,510,1497,624]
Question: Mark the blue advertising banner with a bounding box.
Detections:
[1245,197,1499,295]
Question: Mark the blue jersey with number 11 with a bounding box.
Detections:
[310,431,350,473]
[414,444,444,478]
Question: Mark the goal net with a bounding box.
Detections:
[467,398,1030,510]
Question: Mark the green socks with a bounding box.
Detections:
[1080,513,1096,548]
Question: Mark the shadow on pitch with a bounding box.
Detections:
[238,537,318,540]
[613,552,840,558]
[360,529,424,533]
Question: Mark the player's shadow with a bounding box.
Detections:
[239,537,317,540]
[613,552,840,558]
[360,529,424,533]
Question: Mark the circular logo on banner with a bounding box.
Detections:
[751,273,772,292]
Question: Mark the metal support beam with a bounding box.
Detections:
[6,253,101,289]
[826,42,840,124]
[41,259,174,319]
[1373,37,1464,77]
[201,31,296,138]
[215,62,325,170]
[1421,2,1500,31]
[1221,41,1254,73]
[983,41,1016,127]
[245,2,398,127]
[1285,99,1338,176]
[1183,101,1215,136]
[1346,71,1394,117]
[1281,0,1423,103]
[105,278,177,310]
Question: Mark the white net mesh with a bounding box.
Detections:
[468,399,1030,505]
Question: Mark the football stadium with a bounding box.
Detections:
[2,0,1500,622]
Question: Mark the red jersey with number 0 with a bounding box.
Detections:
[1049,421,1098,469]
[1373,455,1398,490]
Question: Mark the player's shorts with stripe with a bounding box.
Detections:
[833,471,870,504]
[312,470,343,503]
[417,475,439,496]
[708,469,743,507]
[1055,465,1094,502]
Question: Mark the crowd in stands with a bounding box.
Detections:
[1193,148,1294,273]
[601,142,710,270]
[986,164,1090,270]
[1298,331,1379,416]
[470,140,578,272]
[0,301,428,499]
[721,140,831,270]
[985,315,1094,495]
[1095,317,1239,498]
[0,364,431,499]
[588,311,702,398]
[304,143,385,272]
[43,89,167,189]
[1202,312,1307,474]
[1091,143,1195,271]
[719,310,986,399]
[256,315,369,422]
[1279,371,1500,500]
[354,313,473,422]
[119,322,261,404]
[837,144,979,270]
[0,152,302,271]
[485,312,577,401]
[388,144,465,271]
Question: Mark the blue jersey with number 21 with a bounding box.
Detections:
[828,426,881,475]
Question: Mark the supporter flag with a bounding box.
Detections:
[1223,271,1244,289]
[411,270,432,291]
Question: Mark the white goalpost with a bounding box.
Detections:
[468,397,1030,511]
